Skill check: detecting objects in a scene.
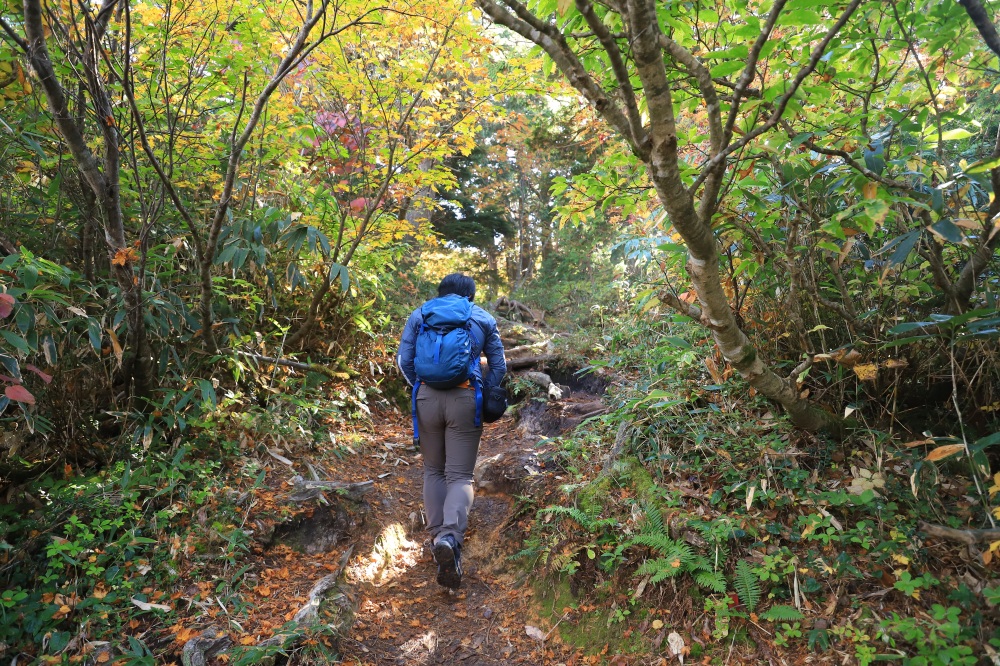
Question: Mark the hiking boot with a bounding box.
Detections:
[432,535,462,589]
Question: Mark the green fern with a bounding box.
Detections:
[760,605,804,622]
[684,554,712,574]
[629,532,674,552]
[640,500,665,535]
[694,570,728,593]
[538,504,613,533]
[733,559,761,612]
[636,557,685,583]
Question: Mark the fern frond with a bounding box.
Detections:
[694,570,728,593]
[641,500,665,535]
[733,560,762,612]
[636,557,684,583]
[672,542,694,565]
[538,505,594,530]
[628,533,677,554]
[760,605,804,622]
[685,554,712,574]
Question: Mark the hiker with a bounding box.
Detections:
[397,273,506,589]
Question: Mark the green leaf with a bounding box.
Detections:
[928,218,965,244]
[87,318,103,354]
[863,199,890,227]
[940,128,975,141]
[970,431,1000,454]
[875,230,920,266]
[660,336,692,349]
[790,132,814,148]
[709,61,746,78]
[695,571,728,593]
[964,155,1000,174]
[781,9,822,25]
[0,330,31,355]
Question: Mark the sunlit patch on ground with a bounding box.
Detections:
[348,521,423,586]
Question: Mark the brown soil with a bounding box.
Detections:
[152,388,603,665]
[335,395,597,666]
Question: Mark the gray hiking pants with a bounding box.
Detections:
[415,385,482,546]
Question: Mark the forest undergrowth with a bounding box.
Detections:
[1,292,1000,665]
[504,312,1000,665]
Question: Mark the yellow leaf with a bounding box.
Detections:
[924,444,965,462]
[106,328,123,365]
[862,181,877,200]
[651,619,664,630]
[852,363,878,381]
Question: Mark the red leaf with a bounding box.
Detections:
[5,384,35,405]
[0,293,14,319]
[25,364,53,384]
[349,197,368,212]
[0,374,21,385]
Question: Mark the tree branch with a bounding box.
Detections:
[476,0,646,158]
[721,0,787,149]
[110,44,206,262]
[958,0,1000,58]
[0,17,29,51]
[692,0,863,192]
[658,32,724,219]
[780,120,915,191]
[22,0,108,198]
[660,291,703,320]
[955,125,1000,305]
[576,0,648,151]
[657,34,721,155]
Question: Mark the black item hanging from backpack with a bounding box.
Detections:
[482,383,508,423]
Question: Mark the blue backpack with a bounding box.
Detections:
[410,294,483,441]
[414,295,478,388]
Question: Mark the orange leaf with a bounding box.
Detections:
[111,247,137,267]
[925,444,965,462]
[257,586,271,597]
[96,652,110,664]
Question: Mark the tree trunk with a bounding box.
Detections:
[476,0,849,433]
[22,0,153,400]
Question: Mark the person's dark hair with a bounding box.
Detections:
[438,273,476,301]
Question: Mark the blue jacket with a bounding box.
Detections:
[397,301,506,388]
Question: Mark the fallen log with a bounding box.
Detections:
[288,476,374,503]
[505,354,559,370]
[521,371,563,400]
[493,295,545,325]
[232,350,357,379]
[181,627,232,666]
[505,340,552,357]
[920,521,1000,546]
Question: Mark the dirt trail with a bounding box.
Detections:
[335,388,603,666]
